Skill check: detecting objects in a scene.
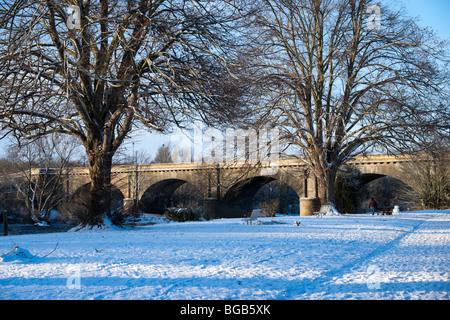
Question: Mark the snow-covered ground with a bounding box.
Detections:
[0,211,449,300]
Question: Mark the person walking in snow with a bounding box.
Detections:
[369,198,377,215]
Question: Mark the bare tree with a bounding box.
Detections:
[152,143,172,164]
[5,134,81,224]
[0,0,254,226]
[401,147,450,210]
[249,0,450,205]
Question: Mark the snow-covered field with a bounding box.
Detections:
[1,211,449,300]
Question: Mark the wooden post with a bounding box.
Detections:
[216,164,221,200]
[2,209,8,236]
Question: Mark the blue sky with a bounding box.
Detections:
[403,0,450,39]
[1,0,449,159]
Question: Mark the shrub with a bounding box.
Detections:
[163,206,205,222]
[258,199,279,217]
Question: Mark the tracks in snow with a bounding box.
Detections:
[280,215,432,298]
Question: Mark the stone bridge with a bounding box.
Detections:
[59,154,415,218]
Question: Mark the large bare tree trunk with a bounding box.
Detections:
[316,169,338,206]
[85,150,114,226]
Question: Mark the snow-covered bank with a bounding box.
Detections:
[1,211,449,300]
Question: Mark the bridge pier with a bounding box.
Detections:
[299,197,320,216]
[298,175,320,216]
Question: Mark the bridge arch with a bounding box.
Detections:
[357,172,411,197]
[359,173,412,211]
[68,182,125,216]
[337,161,414,213]
[139,179,188,214]
[219,176,300,218]
[346,158,410,187]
